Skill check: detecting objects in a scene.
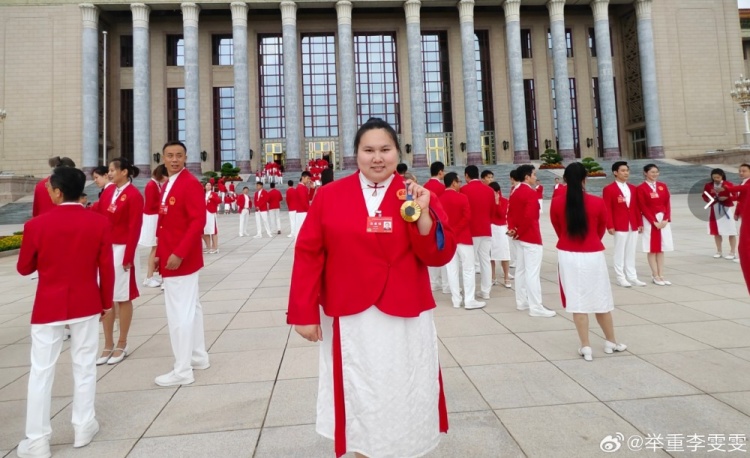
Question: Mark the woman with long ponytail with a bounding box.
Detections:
[550,162,626,362]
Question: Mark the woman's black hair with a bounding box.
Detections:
[643,163,659,173]
[563,162,588,240]
[353,117,400,154]
[710,168,726,182]
[321,168,334,186]
[92,165,108,178]
[49,167,86,202]
[109,156,141,179]
[488,181,501,193]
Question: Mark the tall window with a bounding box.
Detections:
[213,87,236,167]
[592,77,620,157]
[551,78,580,157]
[521,29,533,59]
[547,28,574,58]
[475,31,494,132]
[258,34,285,139]
[120,89,134,161]
[422,32,453,133]
[167,88,186,143]
[212,35,233,66]
[166,35,184,66]
[354,34,401,133]
[588,27,614,58]
[301,34,338,138]
[523,80,539,159]
[120,35,133,68]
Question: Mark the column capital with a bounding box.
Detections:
[635,0,652,20]
[546,0,566,22]
[590,0,609,21]
[502,0,521,23]
[130,3,150,29]
[280,1,298,26]
[336,0,353,26]
[404,0,421,24]
[230,2,248,27]
[79,3,98,29]
[181,3,200,28]
[457,0,474,23]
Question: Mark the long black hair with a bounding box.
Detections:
[109,157,141,179]
[563,162,588,239]
[710,168,726,182]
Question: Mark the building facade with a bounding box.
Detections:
[0,0,745,176]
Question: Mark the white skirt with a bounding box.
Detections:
[708,206,738,236]
[112,244,140,302]
[558,250,614,314]
[204,211,217,235]
[138,214,158,247]
[317,306,442,458]
[490,224,510,261]
[641,213,674,253]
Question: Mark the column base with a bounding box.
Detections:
[134,164,151,176]
[186,162,202,176]
[285,158,302,173]
[411,154,428,168]
[513,150,530,164]
[602,148,621,160]
[237,160,251,174]
[559,149,575,161]
[647,146,665,159]
[81,166,96,177]
[342,156,357,170]
[466,152,483,166]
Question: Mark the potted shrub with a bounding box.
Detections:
[582,157,606,177]
[220,162,242,181]
[539,148,564,169]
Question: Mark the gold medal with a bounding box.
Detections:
[400,184,421,222]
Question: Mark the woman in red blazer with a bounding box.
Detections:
[203,182,221,253]
[139,164,168,288]
[551,162,627,362]
[95,157,144,365]
[636,164,673,286]
[702,168,738,260]
[32,156,76,217]
[288,118,456,458]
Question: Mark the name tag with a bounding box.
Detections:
[617,196,625,204]
[159,204,169,215]
[650,192,659,199]
[367,216,393,233]
[107,203,117,213]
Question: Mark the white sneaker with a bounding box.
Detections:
[238,234,244,237]
[441,289,451,295]
[287,234,293,238]
[253,234,262,239]
[713,252,722,258]
[73,418,99,448]
[725,254,736,260]
[155,371,195,387]
[516,305,529,311]
[192,359,211,370]
[604,341,628,354]
[616,279,632,288]
[734,258,740,263]
[145,278,161,288]
[464,300,486,310]
[142,277,150,286]
[478,293,490,300]
[16,437,50,458]
[529,307,556,318]
[628,278,647,287]
[578,346,593,361]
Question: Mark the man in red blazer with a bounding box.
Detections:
[440,172,485,309]
[507,165,556,317]
[461,165,495,299]
[17,167,114,457]
[734,163,750,264]
[155,141,209,387]
[295,171,313,238]
[268,182,284,235]
[603,161,646,287]
[254,182,273,238]
[237,186,253,237]
[424,161,447,291]
[286,179,298,238]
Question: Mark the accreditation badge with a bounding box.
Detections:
[367,216,393,233]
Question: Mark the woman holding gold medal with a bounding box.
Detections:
[288,118,457,458]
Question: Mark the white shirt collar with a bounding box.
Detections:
[359,172,395,192]
[59,202,83,207]
[169,168,185,183]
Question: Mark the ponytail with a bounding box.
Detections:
[563,162,588,239]
[110,157,141,179]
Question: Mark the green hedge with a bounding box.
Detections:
[0,235,22,252]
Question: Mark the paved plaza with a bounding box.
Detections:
[0,190,750,457]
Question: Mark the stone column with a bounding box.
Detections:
[281,1,302,172]
[131,3,151,174]
[337,0,357,170]
[635,0,664,158]
[547,0,575,160]
[80,3,99,174]
[590,0,619,159]
[181,2,202,174]
[458,0,481,166]
[404,0,428,168]
[231,2,251,173]
[502,0,529,163]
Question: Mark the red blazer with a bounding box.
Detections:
[254,189,269,212]
[288,172,457,325]
[636,181,671,225]
[267,188,283,210]
[96,184,144,267]
[734,179,750,219]
[228,183,235,193]
[440,189,472,245]
[507,183,542,245]
[286,187,298,212]
[550,193,606,253]
[491,195,508,226]
[552,184,566,199]
[144,179,162,215]
[218,182,227,193]
[460,180,495,237]
[205,191,221,213]
[18,204,114,324]
[424,178,446,197]
[296,183,311,213]
[236,193,252,211]
[536,184,544,199]
[32,177,55,218]
[156,169,206,278]
[223,193,235,205]
[602,181,641,232]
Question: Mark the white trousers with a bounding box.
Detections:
[164,272,208,379]
[445,244,478,307]
[26,315,99,441]
[255,211,272,236]
[428,266,448,291]
[472,236,492,295]
[515,241,544,311]
[239,208,250,236]
[295,212,307,238]
[509,235,517,265]
[288,211,297,236]
[613,231,639,282]
[269,209,281,233]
